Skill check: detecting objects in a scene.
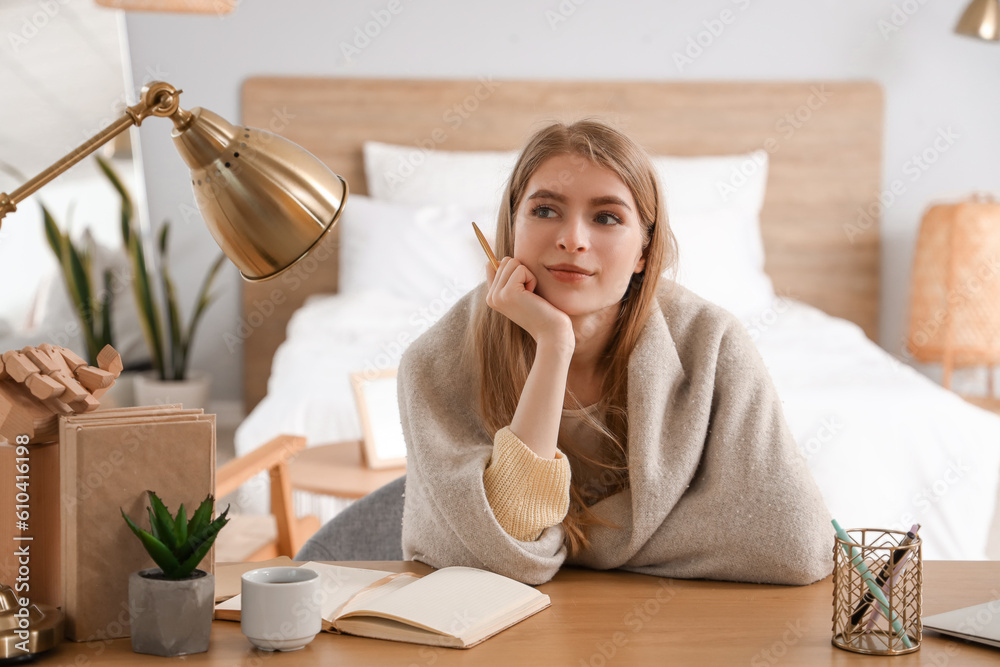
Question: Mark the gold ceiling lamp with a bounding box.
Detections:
[94,0,236,14]
[956,0,1000,41]
[0,81,348,282]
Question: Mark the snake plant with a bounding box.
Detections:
[96,156,225,381]
[121,492,230,580]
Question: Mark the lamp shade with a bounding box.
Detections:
[956,0,1000,41]
[907,197,1000,388]
[170,107,347,282]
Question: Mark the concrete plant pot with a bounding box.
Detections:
[129,568,214,657]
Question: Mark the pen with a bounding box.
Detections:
[472,222,499,271]
[848,524,920,630]
[832,519,913,649]
[865,528,920,631]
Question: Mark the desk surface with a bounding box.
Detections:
[39,560,998,665]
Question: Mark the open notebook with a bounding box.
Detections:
[215,562,550,649]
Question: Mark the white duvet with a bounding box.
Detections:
[235,288,1000,560]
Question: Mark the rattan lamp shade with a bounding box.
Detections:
[907,197,1000,391]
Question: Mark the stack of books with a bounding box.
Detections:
[60,405,215,641]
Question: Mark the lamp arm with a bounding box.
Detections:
[0,81,190,227]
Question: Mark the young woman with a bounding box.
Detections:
[397,120,833,586]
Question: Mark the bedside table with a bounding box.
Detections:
[961,394,1000,417]
[289,440,405,499]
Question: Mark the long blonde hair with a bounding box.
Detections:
[465,119,678,555]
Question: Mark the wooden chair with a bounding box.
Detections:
[215,434,320,561]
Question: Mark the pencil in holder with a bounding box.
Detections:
[832,528,922,655]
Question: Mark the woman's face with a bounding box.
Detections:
[512,153,647,318]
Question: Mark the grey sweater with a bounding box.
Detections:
[398,281,834,586]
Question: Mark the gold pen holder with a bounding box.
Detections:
[832,528,922,655]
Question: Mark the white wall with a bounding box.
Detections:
[0,0,132,340]
[123,0,1000,402]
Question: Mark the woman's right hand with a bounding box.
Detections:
[486,257,575,351]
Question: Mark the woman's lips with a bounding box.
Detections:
[548,267,591,283]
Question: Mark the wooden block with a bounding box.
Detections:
[68,394,100,413]
[22,347,59,375]
[0,357,7,381]
[43,395,73,417]
[39,344,73,376]
[3,351,40,383]
[75,367,114,391]
[96,346,123,377]
[26,373,64,400]
[51,372,88,403]
[0,392,11,433]
[54,345,88,372]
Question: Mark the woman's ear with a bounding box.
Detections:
[634,253,646,274]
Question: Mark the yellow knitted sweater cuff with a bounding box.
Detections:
[482,426,572,541]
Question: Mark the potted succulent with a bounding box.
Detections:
[97,156,225,409]
[121,491,230,657]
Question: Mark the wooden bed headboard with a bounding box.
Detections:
[241,78,883,413]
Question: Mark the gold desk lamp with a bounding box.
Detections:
[0,81,348,282]
[956,0,1000,41]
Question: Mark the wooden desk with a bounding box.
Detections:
[289,440,405,499]
[38,561,999,665]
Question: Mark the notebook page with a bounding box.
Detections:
[343,566,545,640]
[337,573,421,618]
[300,562,399,620]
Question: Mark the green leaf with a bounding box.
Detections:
[179,253,225,380]
[98,268,114,350]
[157,223,183,380]
[99,154,163,377]
[128,231,166,379]
[175,506,230,577]
[122,509,182,576]
[186,495,215,540]
[40,204,62,259]
[146,492,178,552]
[63,234,99,363]
[173,503,187,546]
[95,155,133,247]
[175,503,229,564]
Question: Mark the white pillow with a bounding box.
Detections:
[364,141,517,217]
[337,194,495,305]
[653,151,774,321]
[361,141,774,321]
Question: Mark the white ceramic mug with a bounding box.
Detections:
[241,567,322,651]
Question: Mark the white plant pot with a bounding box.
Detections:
[133,370,212,410]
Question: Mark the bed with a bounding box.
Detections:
[232,78,1000,561]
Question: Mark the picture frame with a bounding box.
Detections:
[349,368,407,470]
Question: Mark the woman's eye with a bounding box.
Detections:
[595,212,623,225]
[532,205,556,218]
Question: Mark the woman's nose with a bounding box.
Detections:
[557,215,589,252]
